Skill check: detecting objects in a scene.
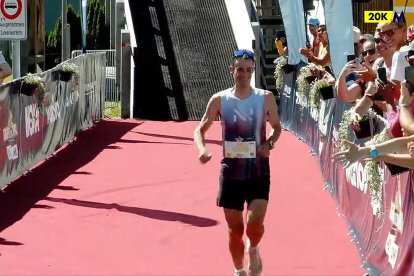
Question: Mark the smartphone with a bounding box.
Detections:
[345,73,356,82]
[377,67,387,85]
[346,54,355,62]
[355,56,364,64]
[405,66,414,94]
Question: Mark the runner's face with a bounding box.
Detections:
[231,59,254,85]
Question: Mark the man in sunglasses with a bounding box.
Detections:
[194,49,281,276]
[301,25,331,68]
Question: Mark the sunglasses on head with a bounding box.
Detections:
[233,49,255,59]
[377,28,398,38]
[361,48,376,57]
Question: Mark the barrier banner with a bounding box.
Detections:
[0,53,105,189]
[317,99,336,186]
[278,67,414,274]
[279,70,296,130]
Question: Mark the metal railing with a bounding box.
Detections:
[71,49,119,108]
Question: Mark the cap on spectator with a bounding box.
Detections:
[307,18,320,26]
[353,26,362,43]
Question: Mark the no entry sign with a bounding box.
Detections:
[0,0,26,40]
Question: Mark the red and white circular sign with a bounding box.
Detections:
[0,0,22,20]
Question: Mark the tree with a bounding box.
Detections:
[86,0,109,49]
[47,0,108,55]
[47,5,81,51]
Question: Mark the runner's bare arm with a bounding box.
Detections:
[194,94,220,163]
[265,91,281,147]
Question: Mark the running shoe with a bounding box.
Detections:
[248,246,263,276]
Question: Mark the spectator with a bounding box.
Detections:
[299,18,320,58]
[353,26,364,56]
[274,31,287,57]
[0,52,11,84]
[336,38,384,103]
[304,24,331,68]
[407,25,414,43]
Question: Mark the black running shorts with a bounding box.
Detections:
[216,163,270,211]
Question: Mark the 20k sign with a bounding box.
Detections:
[0,0,26,40]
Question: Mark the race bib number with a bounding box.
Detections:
[224,141,256,158]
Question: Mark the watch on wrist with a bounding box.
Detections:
[369,145,379,158]
[398,103,409,110]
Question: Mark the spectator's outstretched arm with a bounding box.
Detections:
[376,154,414,169]
[333,136,414,168]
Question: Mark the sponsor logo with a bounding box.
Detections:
[345,162,369,194]
[25,104,40,138]
[6,144,18,160]
[45,101,60,125]
[364,10,405,23]
[385,232,399,268]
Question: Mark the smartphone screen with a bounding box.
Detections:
[345,73,356,82]
[346,54,355,62]
[355,56,364,64]
[377,67,387,84]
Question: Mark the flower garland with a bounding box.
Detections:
[365,129,390,218]
[61,62,79,74]
[338,108,389,218]
[338,108,378,151]
[274,56,287,91]
[24,73,45,102]
[296,65,312,101]
[309,79,331,110]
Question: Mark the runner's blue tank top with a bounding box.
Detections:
[219,87,269,180]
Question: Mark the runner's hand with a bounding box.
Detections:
[257,142,271,157]
[198,150,212,164]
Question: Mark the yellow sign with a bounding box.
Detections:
[364,11,405,23]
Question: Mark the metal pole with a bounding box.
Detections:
[110,0,116,49]
[120,30,130,118]
[115,0,125,93]
[62,0,67,61]
[12,41,20,78]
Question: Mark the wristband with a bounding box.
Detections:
[398,103,409,110]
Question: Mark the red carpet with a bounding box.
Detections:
[0,120,364,275]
